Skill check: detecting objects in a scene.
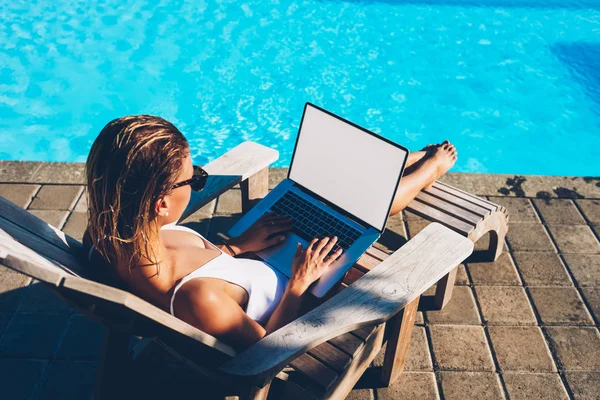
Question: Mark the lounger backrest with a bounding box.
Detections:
[0,195,84,283]
[0,195,237,363]
[0,141,280,368]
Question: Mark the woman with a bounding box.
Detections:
[83,115,456,350]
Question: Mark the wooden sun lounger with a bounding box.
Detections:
[404,181,509,309]
[0,141,475,399]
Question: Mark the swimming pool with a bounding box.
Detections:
[1,0,599,176]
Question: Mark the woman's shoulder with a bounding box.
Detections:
[161,224,220,253]
[161,224,204,237]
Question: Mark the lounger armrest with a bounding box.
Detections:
[178,141,278,222]
[220,223,473,386]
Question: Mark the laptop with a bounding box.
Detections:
[228,102,409,297]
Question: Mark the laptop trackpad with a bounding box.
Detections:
[256,234,305,278]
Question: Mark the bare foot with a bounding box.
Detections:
[424,141,457,190]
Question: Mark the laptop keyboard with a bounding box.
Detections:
[270,191,362,255]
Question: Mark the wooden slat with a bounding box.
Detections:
[406,199,474,236]
[328,333,364,356]
[352,325,377,341]
[342,267,365,286]
[353,252,381,273]
[0,195,82,254]
[381,296,419,385]
[434,266,459,309]
[324,324,385,400]
[336,245,391,277]
[0,237,68,286]
[289,353,338,390]
[365,246,391,261]
[416,191,482,225]
[289,325,379,394]
[435,181,500,208]
[433,182,499,211]
[0,217,83,279]
[423,186,491,217]
[307,342,352,373]
[334,282,348,294]
[221,224,474,385]
[179,142,278,221]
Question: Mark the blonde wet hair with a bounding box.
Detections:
[85,115,189,278]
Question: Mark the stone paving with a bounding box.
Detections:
[0,161,599,399]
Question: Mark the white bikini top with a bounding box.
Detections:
[165,225,288,323]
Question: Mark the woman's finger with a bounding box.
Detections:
[262,216,293,227]
[320,236,338,259]
[255,212,276,227]
[258,211,277,220]
[314,236,331,255]
[267,217,294,226]
[269,223,294,232]
[265,221,294,236]
[267,234,287,247]
[324,248,344,266]
[307,238,319,254]
[264,228,293,243]
[293,243,303,259]
[262,213,290,221]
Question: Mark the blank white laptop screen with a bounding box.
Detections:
[288,104,408,232]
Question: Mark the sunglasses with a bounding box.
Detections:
[171,165,209,192]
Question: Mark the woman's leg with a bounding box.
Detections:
[389,142,457,216]
[405,143,439,168]
[406,149,428,168]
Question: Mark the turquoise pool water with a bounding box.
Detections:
[1,0,599,176]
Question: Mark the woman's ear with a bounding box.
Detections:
[155,197,170,218]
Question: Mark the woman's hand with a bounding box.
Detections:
[229,212,294,254]
[288,236,344,295]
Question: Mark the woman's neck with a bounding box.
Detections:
[137,220,170,266]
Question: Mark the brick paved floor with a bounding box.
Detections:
[0,162,599,399]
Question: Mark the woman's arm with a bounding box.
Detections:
[173,277,307,350]
[215,242,244,257]
[219,213,294,256]
[263,281,305,334]
[173,278,266,350]
[173,237,342,350]
[262,237,344,335]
